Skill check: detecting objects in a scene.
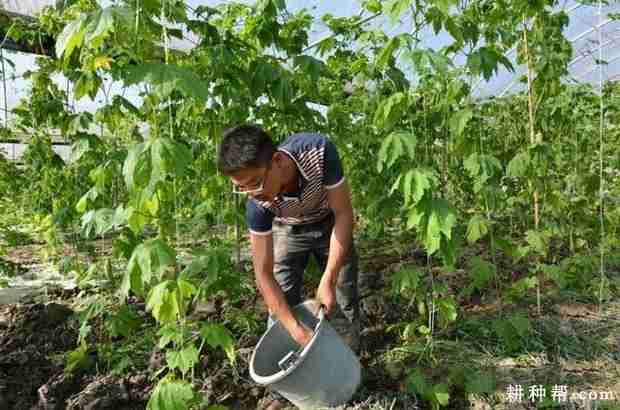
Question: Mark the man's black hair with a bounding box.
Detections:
[217,124,276,175]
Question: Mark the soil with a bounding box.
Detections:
[0,301,151,410]
[0,240,618,410]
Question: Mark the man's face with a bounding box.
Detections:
[230,154,286,202]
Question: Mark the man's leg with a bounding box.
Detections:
[267,223,311,326]
[312,217,360,352]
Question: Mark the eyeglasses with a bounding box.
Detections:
[232,165,271,195]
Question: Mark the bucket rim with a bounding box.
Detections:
[249,300,324,385]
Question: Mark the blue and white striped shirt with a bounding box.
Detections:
[246,132,345,235]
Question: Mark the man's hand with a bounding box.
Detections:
[251,232,313,347]
[290,321,314,347]
[316,275,337,317]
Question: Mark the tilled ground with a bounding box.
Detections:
[0,302,151,410]
[0,239,619,410]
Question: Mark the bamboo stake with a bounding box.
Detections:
[523,18,542,315]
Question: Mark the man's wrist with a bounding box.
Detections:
[322,269,339,285]
[281,314,301,332]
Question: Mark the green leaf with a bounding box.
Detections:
[56,16,87,59]
[363,0,382,13]
[374,92,409,131]
[384,0,411,23]
[402,170,414,206]
[76,187,98,213]
[448,109,473,137]
[112,205,129,229]
[467,46,513,81]
[406,207,423,230]
[123,64,209,101]
[434,0,455,14]
[126,239,176,293]
[464,153,502,193]
[106,305,140,338]
[166,344,199,375]
[507,276,538,302]
[87,165,103,186]
[71,137,94,162]
[200,323,235,364]
[181,248,227,278]
[418,324,431,335]
[256,0,286,15]
[123,142,149,191]
[541,264,569,288]
[507,151,531,178]
[177,279,197,301]
[433,384,450,406]
[147,379,195,410]
[293,55,325,83]
[405,168,432,205]
[377,130,417,172]
[85,7,132,48]
[413,198,457,255]
[250,59,279,95]
[509,313,532,337]
[464,257,495,297]
[66,341,93,373]
[376,36,401,70]
[272,74,294,107]
[436,297,458,325]
[80,208,114,236]
[158,324,186,349]
[126,206,148,234]
[525,230,548,256]
[466,215,488,244]
[85,8,116,48]
[407,369,430,396]
[151,138,192,183]
[146,280,180,323]
[391,266,421,295]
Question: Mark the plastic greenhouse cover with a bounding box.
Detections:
[0,0,55,16]
[0,0,618,119]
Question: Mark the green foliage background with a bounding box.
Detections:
[0,0,619,408]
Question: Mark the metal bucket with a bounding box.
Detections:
[249,300,361,409]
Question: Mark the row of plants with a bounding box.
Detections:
[1,0,618,408]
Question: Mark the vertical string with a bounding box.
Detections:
[0,48,14,162]
[235,194,241,266]
[597,0,606,311]
[161,0,180,248]
[1,49,7,127]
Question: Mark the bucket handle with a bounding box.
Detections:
[277,304,325,372]
[316,304,326,321]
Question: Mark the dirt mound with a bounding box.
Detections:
[0,303,77,409]
[65,375,145,410]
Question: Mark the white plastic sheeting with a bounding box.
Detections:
[0,0,618,130]
[0,0,55,16]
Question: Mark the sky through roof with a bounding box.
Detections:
[0,0,618,123]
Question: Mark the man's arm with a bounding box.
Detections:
[250,232,313,346]
[322,181,354,286]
